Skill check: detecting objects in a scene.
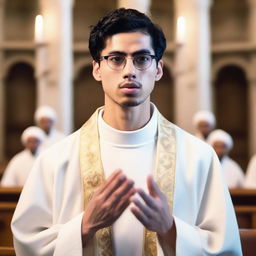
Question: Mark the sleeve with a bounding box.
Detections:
[11,152,84,256]
[173,152,242,256]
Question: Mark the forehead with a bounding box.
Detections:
[102,32,153,54]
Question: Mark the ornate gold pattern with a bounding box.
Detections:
[80,108,113,255]
[80,108,176,255]
[143,113,176,256]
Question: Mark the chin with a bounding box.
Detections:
[121,99,144,107]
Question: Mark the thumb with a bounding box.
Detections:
[147,174,161,197]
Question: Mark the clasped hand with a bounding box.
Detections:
[81,169,173,246]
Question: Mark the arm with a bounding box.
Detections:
[173,152,242,255]
[131,153,242,255]
[130,175,176,253]
[12,155,135,256]
[11,155,82,256]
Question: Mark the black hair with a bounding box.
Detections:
[89,8,166,62]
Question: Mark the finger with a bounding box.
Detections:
[130,206,149,227]
[137,188,158,210]
[116,188,136,213]
[98,169,122,194]
[131,197,154,218]
[100,172,128,200]
[110,179,135,204]
[147,175,162,198]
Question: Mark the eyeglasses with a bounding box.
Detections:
[99,54,157,71]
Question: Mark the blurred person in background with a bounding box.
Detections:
[1,126,45,187]
[244,154,256,188]
[193,110,216,141]
[35,105,65,149]
[208,129,244,188]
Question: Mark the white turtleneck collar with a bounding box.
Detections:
[98,104,158,147]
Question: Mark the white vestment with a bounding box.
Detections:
[41,128,65,150]
[1,149,37,187]
[244,154,256,188]
[221,156,245,188]
[11,108,242,256]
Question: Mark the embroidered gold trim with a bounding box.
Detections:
[80,107,176,255]
[143,113,176,256]
[80,108,113,255]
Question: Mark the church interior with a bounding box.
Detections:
[0,0,256,255]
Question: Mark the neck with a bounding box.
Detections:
[29,148,37,156]
[103,103,152,131]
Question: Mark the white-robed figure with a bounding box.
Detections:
[35,105,65,149]
[12,8,242,256]
[193,110,216,141]
[244,154,256,188]
[1,126,45,187]
[208,129,245,188]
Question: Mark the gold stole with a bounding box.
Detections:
[80,107,176,256]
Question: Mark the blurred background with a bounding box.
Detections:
[0,0,255,173]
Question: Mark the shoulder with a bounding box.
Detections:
[40,129,81,160]
[9,149,30,162]
[159,116,216,167]
[171,122,214,155]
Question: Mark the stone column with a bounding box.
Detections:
[0,0,5,162]
[247,0,256,43]
[38,0,73,134]
[0,52,4,163]
[117,0,151,14]
[248,72,256,156]
[174,0,212,133]
[247,0,256,155]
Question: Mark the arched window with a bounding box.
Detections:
[4,62,36,159]
[214,65,248,170]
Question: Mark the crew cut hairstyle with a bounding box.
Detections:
[89,8,166,63]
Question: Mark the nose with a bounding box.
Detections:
[122,58,136,80]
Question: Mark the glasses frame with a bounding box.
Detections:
[99,54,157,71]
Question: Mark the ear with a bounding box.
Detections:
[155,59,164,81]
[92,60,102,81]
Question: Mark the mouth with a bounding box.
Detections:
[119,82,141,89]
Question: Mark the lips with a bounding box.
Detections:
[119,82,141,95]
[119,82,141,89]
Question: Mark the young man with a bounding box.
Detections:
[1,126,45,187]
[12,8,242,255]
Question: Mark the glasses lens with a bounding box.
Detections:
[134,55,152,70]
[107,55,125,70]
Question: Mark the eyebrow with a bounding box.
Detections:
[107,49,152,56]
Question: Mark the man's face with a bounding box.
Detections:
[92,32,163,109]
[212,140,229,161]
[38,117,53,134]
[25,137,41,155]
[197,120,212,139]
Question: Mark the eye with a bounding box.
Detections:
[135,55,151,64]
[108,55,125,65]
